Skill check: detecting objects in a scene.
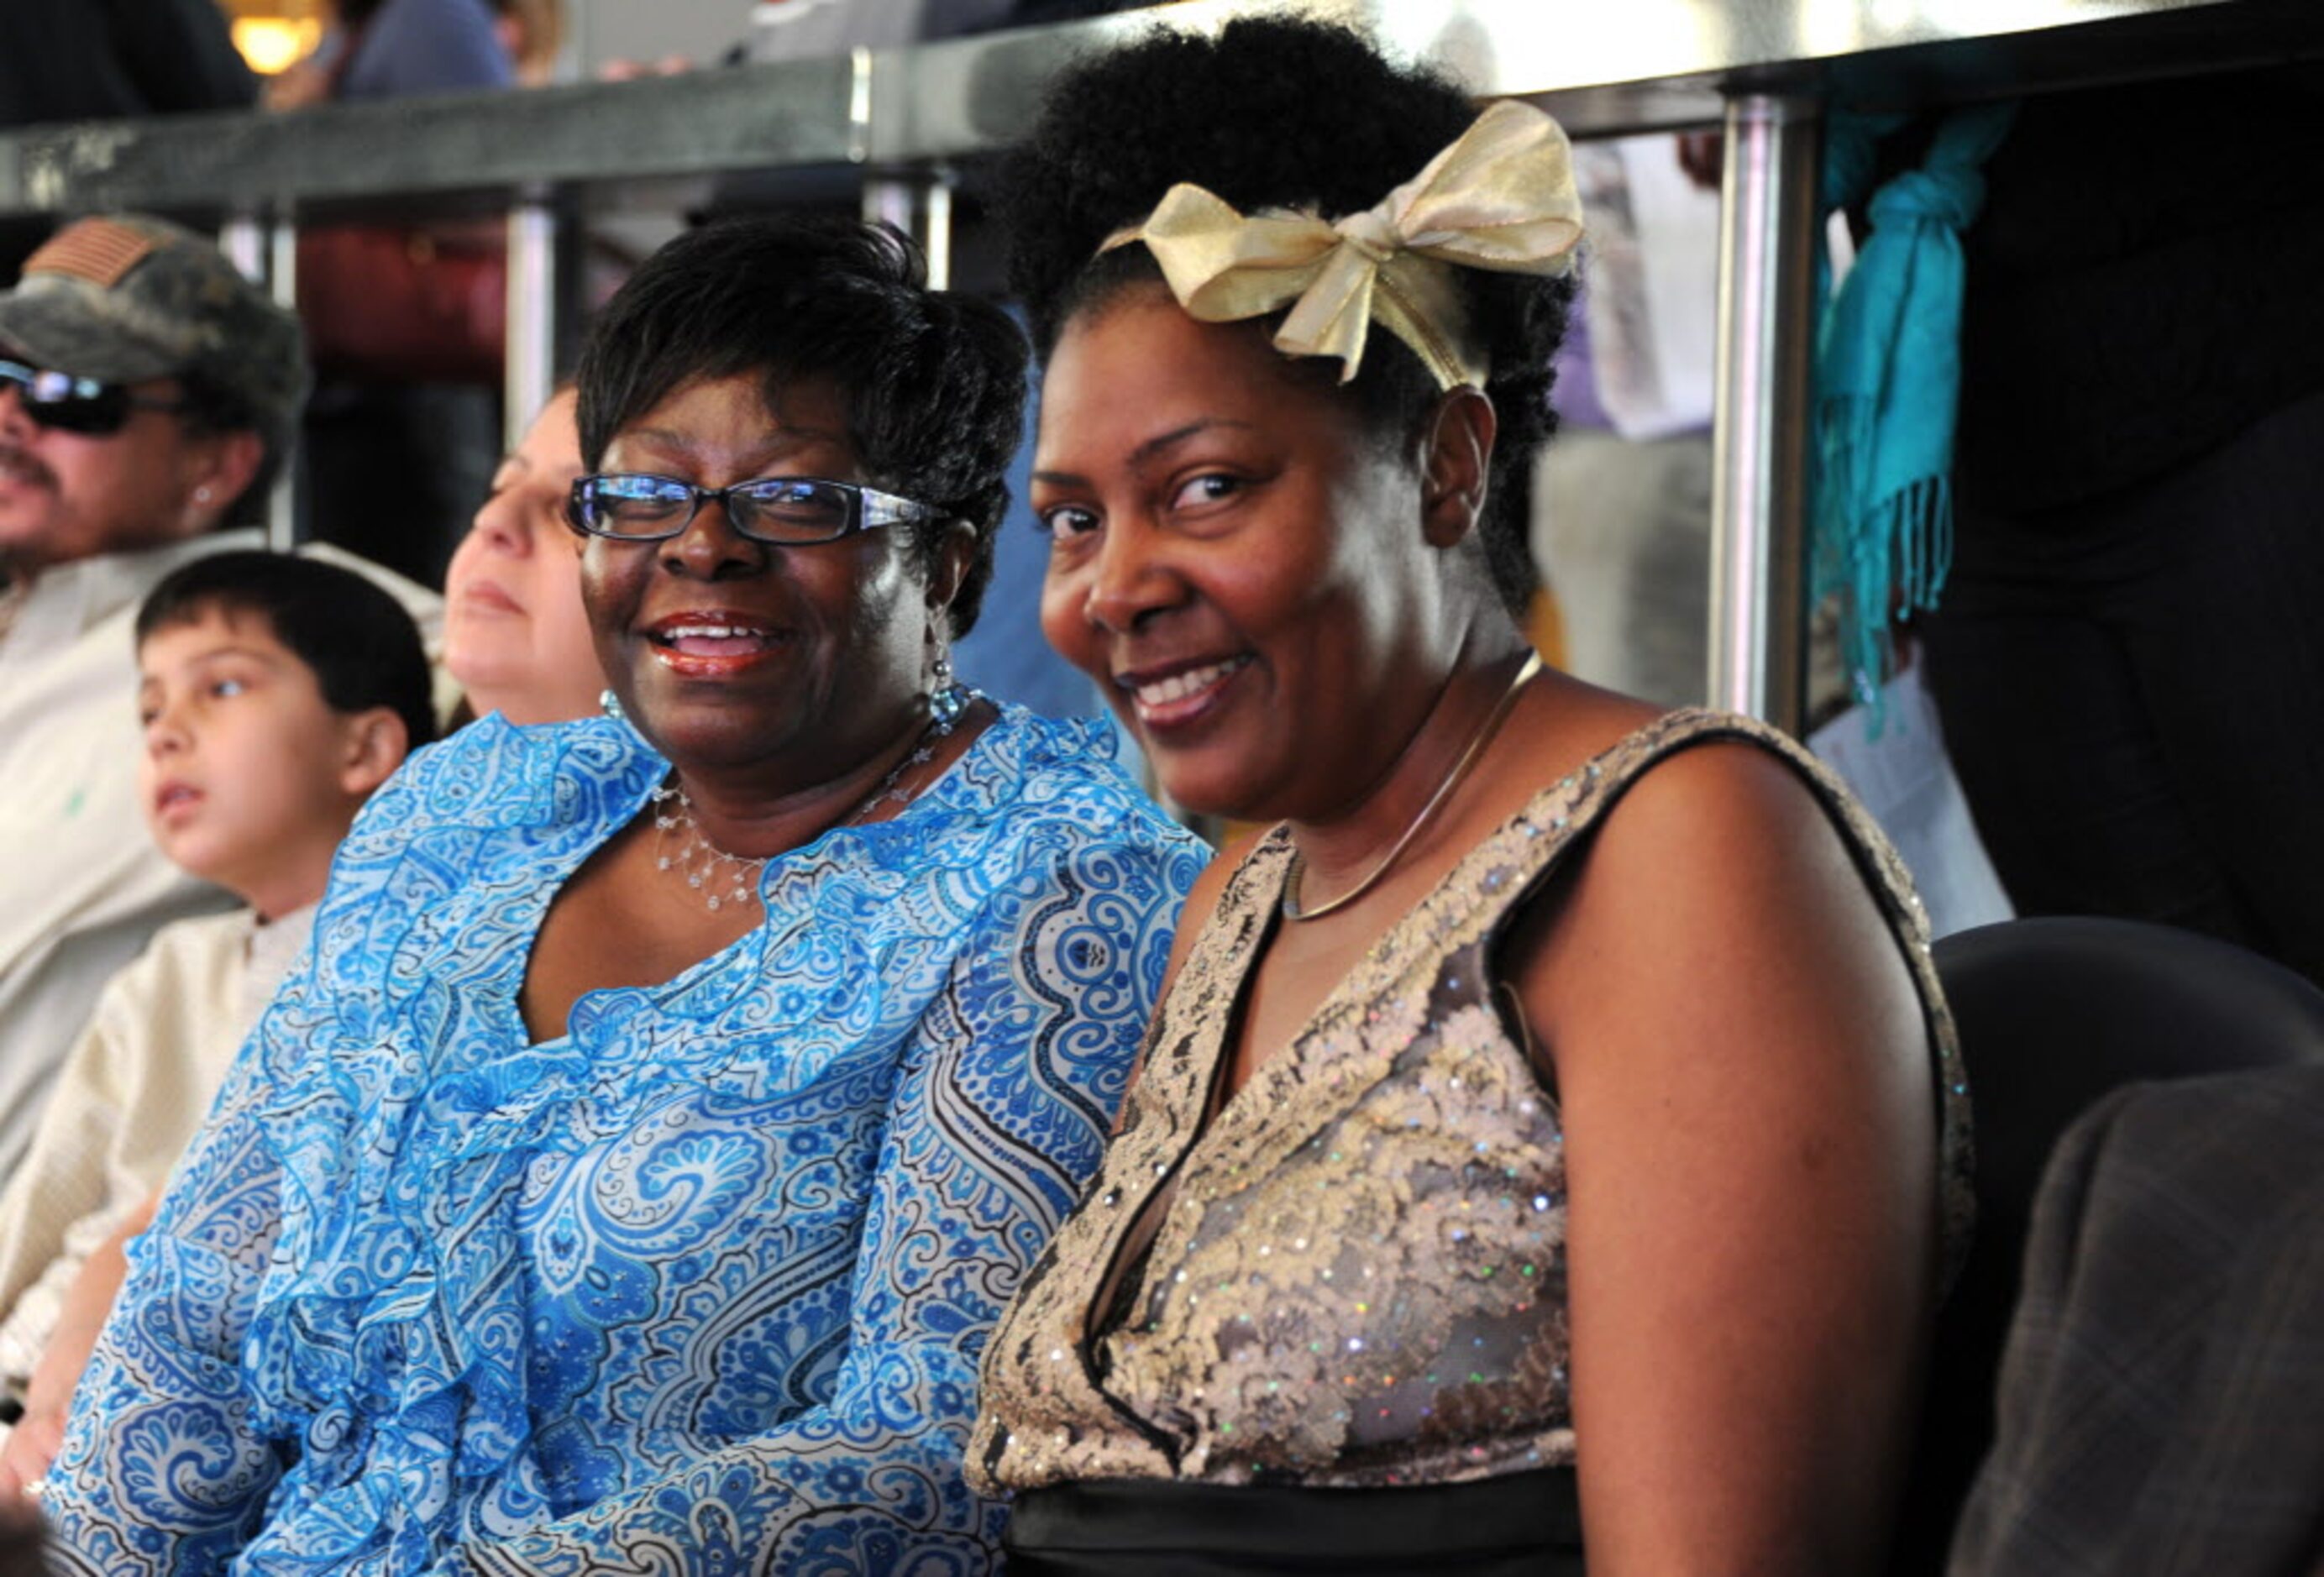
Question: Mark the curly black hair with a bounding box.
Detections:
[574,217,1029,637]
[1004,16,1572,618]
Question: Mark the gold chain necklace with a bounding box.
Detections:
[1280,652,1541,923]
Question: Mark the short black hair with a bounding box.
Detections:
[1005,16,1573,618]
[136,551,438,751]
[574,217,1030,637]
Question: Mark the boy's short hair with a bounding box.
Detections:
[136,552,437,752]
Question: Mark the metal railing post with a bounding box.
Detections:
[265,219,300,548]
[219,214,302,550]
[1707,95,1819,732]
[506,196,559,444]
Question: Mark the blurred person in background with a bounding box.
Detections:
[0,0,253,132]
[0,0,256,278]
[270,0,521,592]
[0,215,309,1184]
[1924,68,2324,988]
[491,0,568,86]
[265,0,511,109]
[0,213,440,1184]
[1529,133,1719,713]
[0,553,431,1496]
[442,387,604,726]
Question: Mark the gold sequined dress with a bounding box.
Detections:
[972,710,1974,1573]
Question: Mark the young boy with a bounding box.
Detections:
[0,552,433,1483]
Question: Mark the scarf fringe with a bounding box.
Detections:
[1815,392,1954,737]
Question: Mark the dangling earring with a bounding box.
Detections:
[928,640,970,730]
[600,688,627,723]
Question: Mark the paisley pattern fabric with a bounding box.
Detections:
[973,709,1971,1496]
[40,707,1204,1575]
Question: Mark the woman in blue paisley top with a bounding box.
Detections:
[36,218,1204,1574]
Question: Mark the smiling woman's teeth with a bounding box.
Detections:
[659,625,773,656]
[1133,657,1246,709]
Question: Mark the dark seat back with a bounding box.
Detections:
[1891,916,2324,1572]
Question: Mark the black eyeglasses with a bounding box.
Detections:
[0,357,188,437]
[567,473,942,547]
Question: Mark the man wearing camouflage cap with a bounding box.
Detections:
[0,214,433,1181]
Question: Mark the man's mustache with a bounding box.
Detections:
[0,443,57,492]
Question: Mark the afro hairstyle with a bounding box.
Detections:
[1003,14,1574,618]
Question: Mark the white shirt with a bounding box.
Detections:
[0,904,314,1388]
[0,532,442,1182]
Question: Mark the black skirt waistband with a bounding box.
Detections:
[1003,1467,1583,1576]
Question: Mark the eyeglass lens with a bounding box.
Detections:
[0,359,137,436]
[575,476,877,544]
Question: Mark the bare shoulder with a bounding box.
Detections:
[1513,729,1925,1092]
[1613,729,1830,836]
[1571,733,1869,940]
[1525,732,1946,1571]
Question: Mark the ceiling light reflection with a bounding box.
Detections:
[231,18,323,76]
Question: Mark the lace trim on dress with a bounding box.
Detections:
[973,707,1970,1495]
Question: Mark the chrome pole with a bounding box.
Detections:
[505,197,559,445]
[1708,95,1819,732]
[265,219,301,548]
[862,169,954,291]
[267,221,297,312]
[218,216,307,550]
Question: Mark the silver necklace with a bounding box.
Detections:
[650,684,978,914]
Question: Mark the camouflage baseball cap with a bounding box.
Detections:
[0,213,309,445]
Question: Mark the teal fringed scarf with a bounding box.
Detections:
[1813,103,2015,732]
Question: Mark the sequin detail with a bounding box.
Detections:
[973,708,1973,1496]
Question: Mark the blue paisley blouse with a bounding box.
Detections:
[39,707,1204,1575]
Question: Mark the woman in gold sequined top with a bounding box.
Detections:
[971,17,1972,1576]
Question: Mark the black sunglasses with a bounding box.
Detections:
[567,473,942,547]
[0,357,189,437]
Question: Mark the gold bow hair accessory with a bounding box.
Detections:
[1103,98,1584,389]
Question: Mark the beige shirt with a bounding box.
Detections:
[0,533,442,1184]
[0,904,313,1386]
